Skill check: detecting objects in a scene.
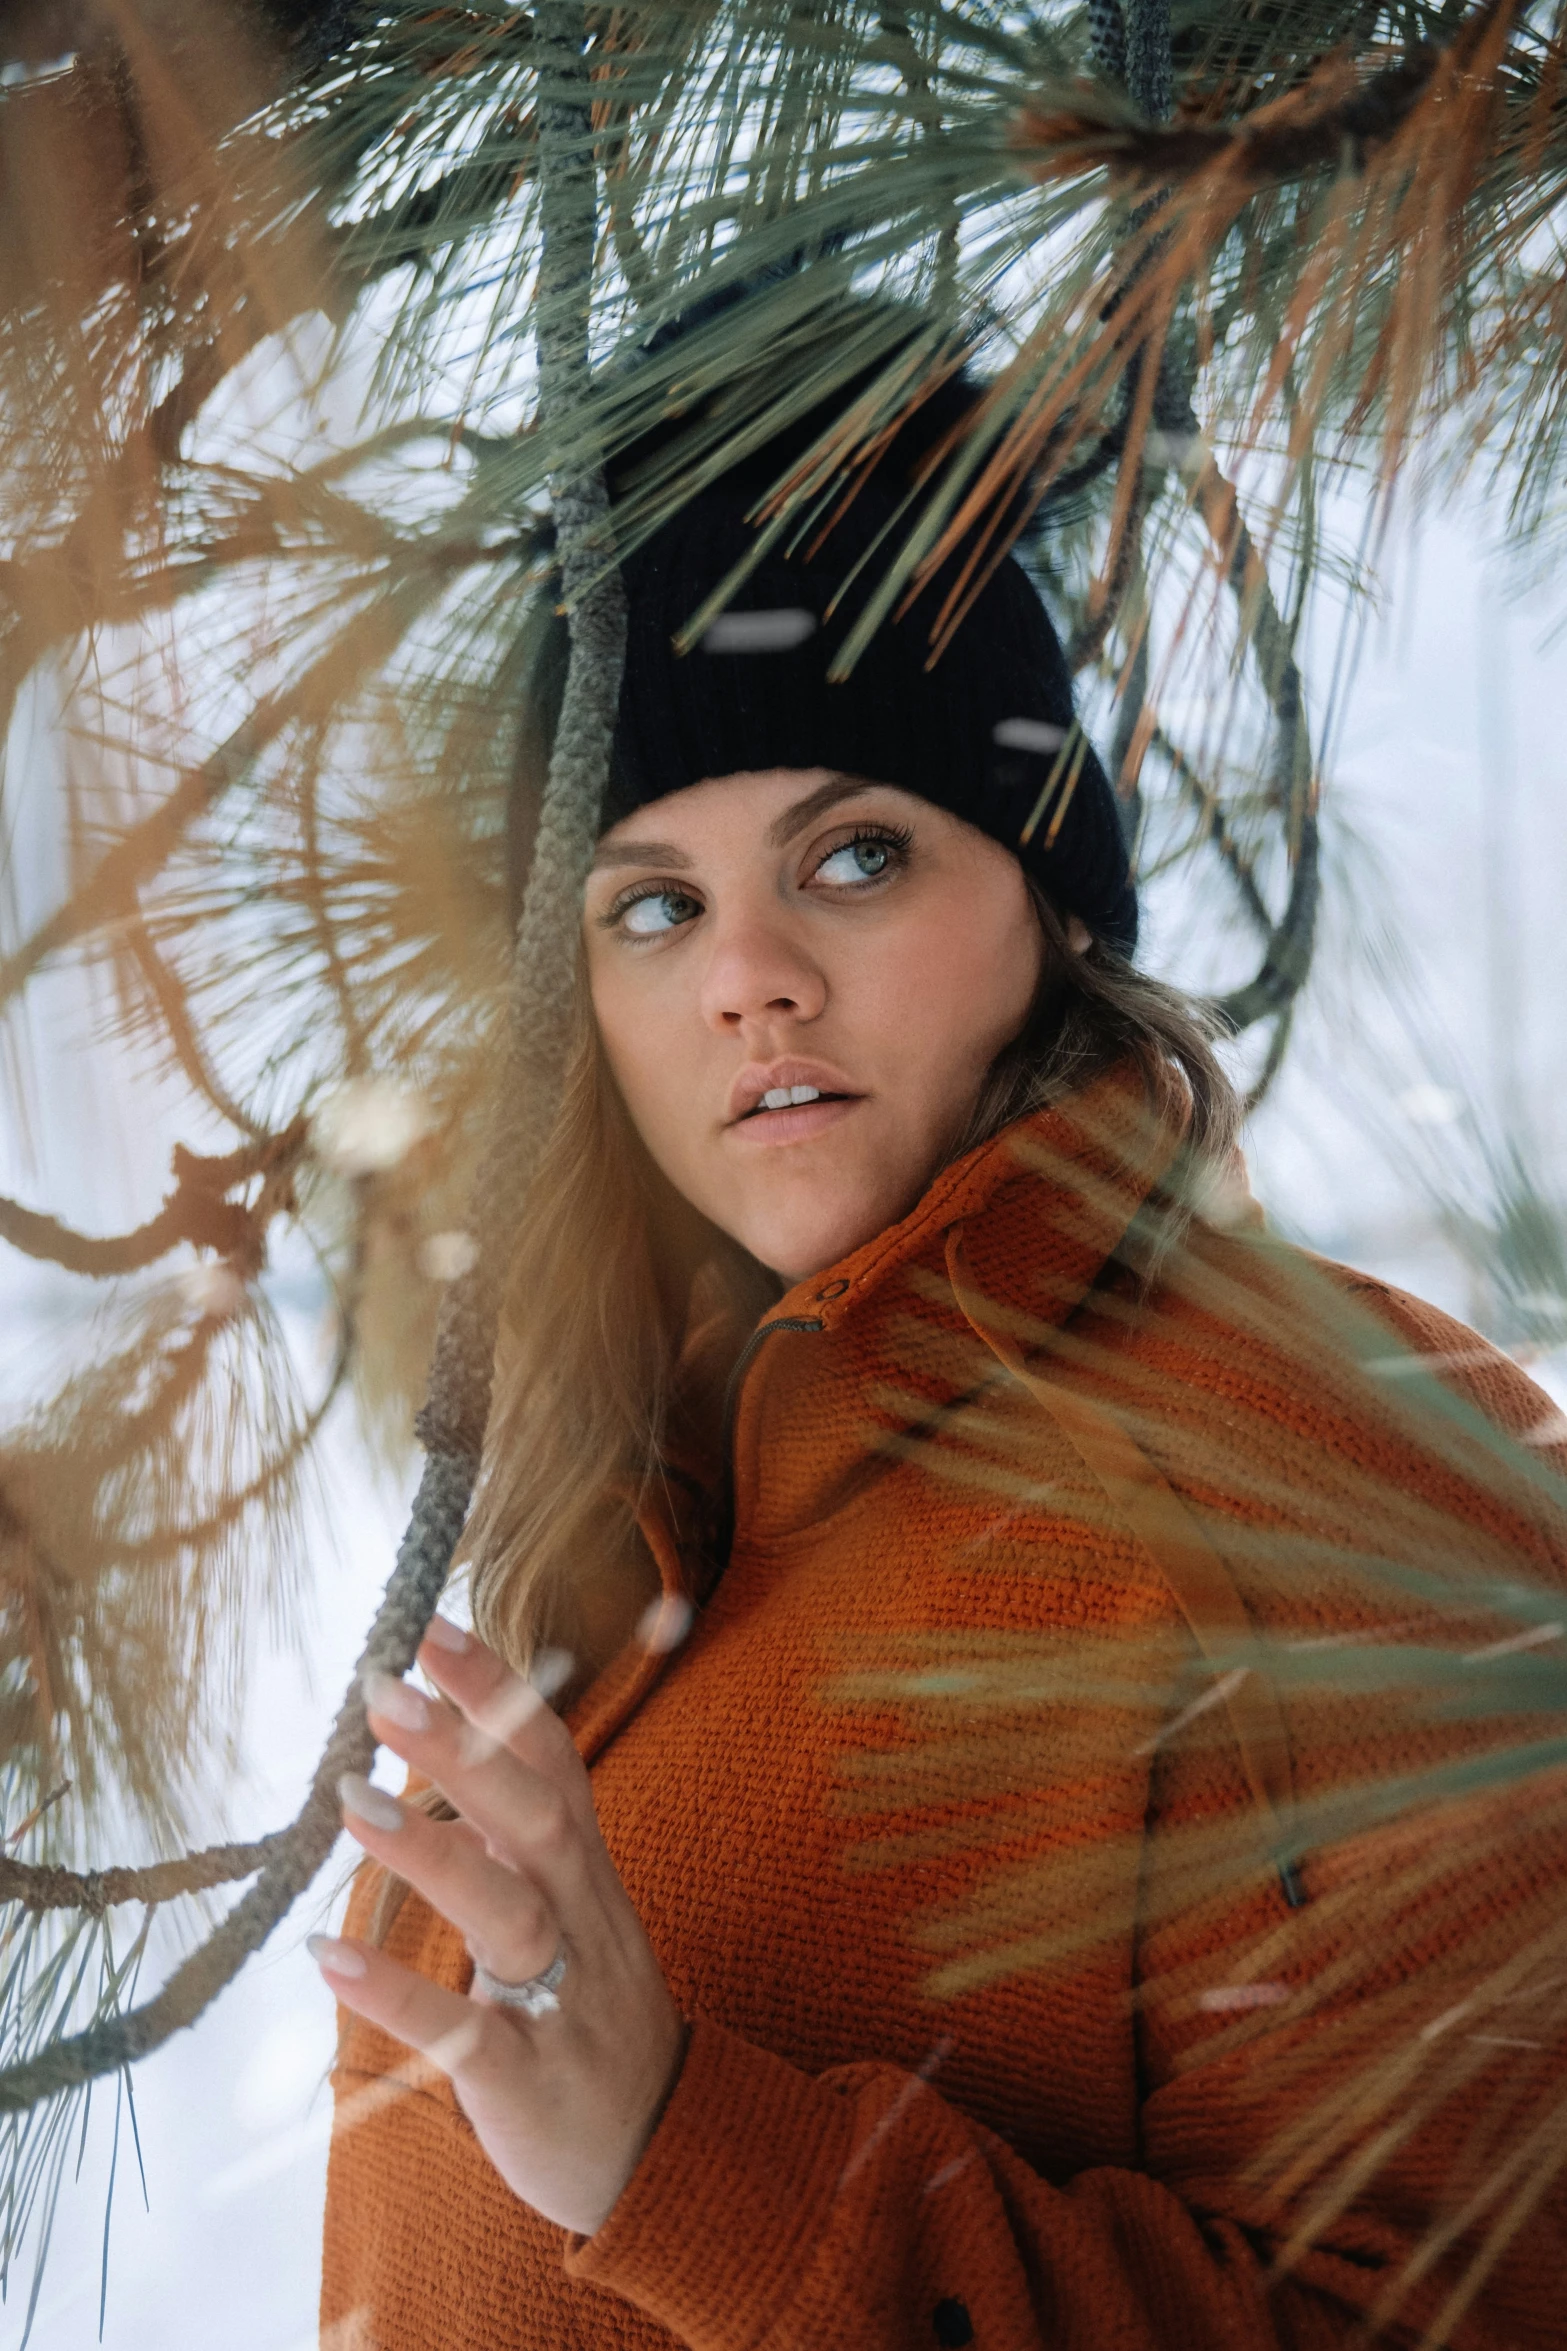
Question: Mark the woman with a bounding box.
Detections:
[312,406,1567,2349]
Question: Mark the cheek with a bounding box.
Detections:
[864,893,1041,1102]
[586,958,702,1172]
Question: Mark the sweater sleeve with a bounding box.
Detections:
[568,1963,1563,2351]
[566,2011,1292,2350]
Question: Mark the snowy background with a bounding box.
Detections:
[15,499,1567,2349]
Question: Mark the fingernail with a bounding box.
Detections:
[338,1773,405,1833]
[424,1615,469,1654]
[307,1933,368,1980]
[362,1669,430,1732]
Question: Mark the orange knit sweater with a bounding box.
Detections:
[323,1079,1567,2350]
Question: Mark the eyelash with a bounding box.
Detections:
[599,879,697,930]
[600,819,915,932]
[819,821,914,877]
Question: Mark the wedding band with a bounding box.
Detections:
[471,1945,568,2018]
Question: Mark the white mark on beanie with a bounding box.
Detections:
[702,609,816,654]
[993,717,1067,755]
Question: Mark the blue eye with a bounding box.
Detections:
[817,837,893,886]
[620,888,700,936]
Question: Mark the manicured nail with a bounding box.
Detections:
[423,1615,469,1654]
[338,1773,405,1833]
[361,1669,430,1732]
[307,1933,367,1980]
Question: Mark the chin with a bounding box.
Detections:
[737,1190,903,1289]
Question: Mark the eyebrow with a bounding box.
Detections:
[766,774,880,847]
[591,775,887,873]
[592,837,688,870]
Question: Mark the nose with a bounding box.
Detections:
[697,899,827,1036]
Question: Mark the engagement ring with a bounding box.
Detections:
[471,1946,568,2018]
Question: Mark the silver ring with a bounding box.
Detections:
[471,1945,568,2018]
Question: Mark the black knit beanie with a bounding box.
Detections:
[604,384,1137,954]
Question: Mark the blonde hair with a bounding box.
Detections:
[460,891,1242,1683]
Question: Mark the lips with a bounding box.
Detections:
[726,1058,863,1125]
[727,1091,861,1149]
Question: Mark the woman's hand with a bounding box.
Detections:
[308,1620,687,2237]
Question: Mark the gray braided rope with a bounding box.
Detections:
[1096,0,1188,858]
[1116,0,1188,431]
[0,1838,289,1916]
[1088,0,1126,85]
[1122,0,1173,122]
[0,0,623,2113]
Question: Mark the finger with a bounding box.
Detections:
[308,1933,496,2080]
[361,1669,598,1922]
[338,1774,561,1990]
[417,1621,594,1821]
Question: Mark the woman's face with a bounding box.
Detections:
[583,769,1045,1283]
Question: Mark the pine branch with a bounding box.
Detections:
[1108,548,1151,854]
[0,344,266,750]
[0,1839,285,1918]
[0,567,449,1015]
[1068,448,1149,670]
[328,111,537,298]
[0,1245,359,1862]
[1072,128,1317,1037]
[1148,720,1272,934]
[1243,1002,1296,1113]
[121,913,267,1142]
[1016,11,1483,197]
[1195,456,1320,1030]
[0,0,626,2119]
[1076,423,1316,1023]
[0,1123,305,1280]
[111,1326,351,1568]
[0,116,540,761]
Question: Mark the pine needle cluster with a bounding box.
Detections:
[0,0,1563,2329]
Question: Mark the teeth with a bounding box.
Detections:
[757,1084,824,1112]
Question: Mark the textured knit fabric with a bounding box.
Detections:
[323,1074,1567,2350]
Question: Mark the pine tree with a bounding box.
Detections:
[0,0,1564,2323]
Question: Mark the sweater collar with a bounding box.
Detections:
[765,1059,1182,1342]
[573,1063,1182,1764]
